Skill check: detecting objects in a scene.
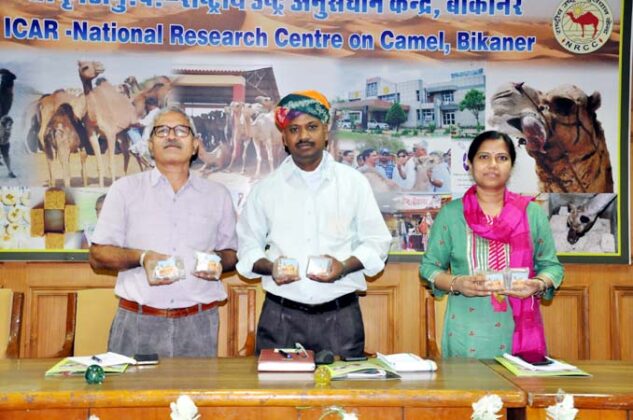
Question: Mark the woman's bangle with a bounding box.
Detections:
[533,276,548,296]
[449,275,461,295]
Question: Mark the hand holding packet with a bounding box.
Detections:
[276,257,300,277]
[306,256,332,277]
[483,268,530,290]
[509,268,531,288]
[272,257,300,285]
[151,256,185,284]
[194,251,222,279]
[483,271,505,290]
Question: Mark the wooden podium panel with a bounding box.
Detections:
[486,360,633,420]
[2,261,633,361]
[0,358,525,419]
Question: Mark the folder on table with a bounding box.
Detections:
[257,348,316,372]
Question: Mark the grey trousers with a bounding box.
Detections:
[108,306,219,358]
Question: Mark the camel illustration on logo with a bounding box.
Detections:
[566,10,599,38]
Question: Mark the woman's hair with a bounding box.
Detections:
[467,130,516,165]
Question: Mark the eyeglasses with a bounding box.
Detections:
[397,154,407,158]
[152,125,192,138]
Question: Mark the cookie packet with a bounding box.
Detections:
[306,256,332,277]
[276,257,300,277]
[483,268,530,290]
[152,256,186,283]
[194,251,222,279]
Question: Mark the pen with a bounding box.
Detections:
[295,342,308,358]
[91,355,102,363]
[277,349,292,359]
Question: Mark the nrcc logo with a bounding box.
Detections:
[553,0,613,54]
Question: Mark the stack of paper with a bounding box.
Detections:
[69,352,137,367]
[496,353,591,377]
[376,352,438,372]
[322,359,401,380]
[45,352,137,377]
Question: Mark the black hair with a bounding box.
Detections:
[342,150,354,157]
[361,148,376,160]
[95,194,107,206]
[145,97,159,107]
[467,130,516,166]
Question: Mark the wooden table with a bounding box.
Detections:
[486,360,633,420]
[0,357,525,419]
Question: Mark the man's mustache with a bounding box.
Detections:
[163,140,182,149]
[297,139,314,146]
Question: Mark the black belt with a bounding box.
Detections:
[266,292,358,314]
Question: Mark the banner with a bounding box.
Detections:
[0,0,630,262]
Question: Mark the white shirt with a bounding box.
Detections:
[393,158,416,190]
[431,162,451,193]
[298,157,325,191]
[236,152,391,304]
[141,107,162,141]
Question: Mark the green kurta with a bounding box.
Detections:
[419,199,564,359]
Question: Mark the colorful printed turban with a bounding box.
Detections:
[274,90,331,130]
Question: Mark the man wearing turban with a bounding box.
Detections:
[236,90,391,357]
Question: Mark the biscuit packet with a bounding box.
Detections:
[508,267,530,289]
[152,256,186,283]
[482,270,506,304]
[483,271,505,290]
[194,251,222,279]
[276,257,300,278]
[306,256,332,277]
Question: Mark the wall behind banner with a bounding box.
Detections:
[0,0,630,263]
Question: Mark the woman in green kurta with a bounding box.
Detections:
[419,131,563,359]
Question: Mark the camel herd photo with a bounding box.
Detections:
[23,60,172,189]
[3,59,287,191]
[193,97,285,178]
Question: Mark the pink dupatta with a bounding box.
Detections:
[462,185,547,363]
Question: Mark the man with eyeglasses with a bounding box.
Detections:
[89,107,238,358]
[236,90,391,358]
[393,148,415,190]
